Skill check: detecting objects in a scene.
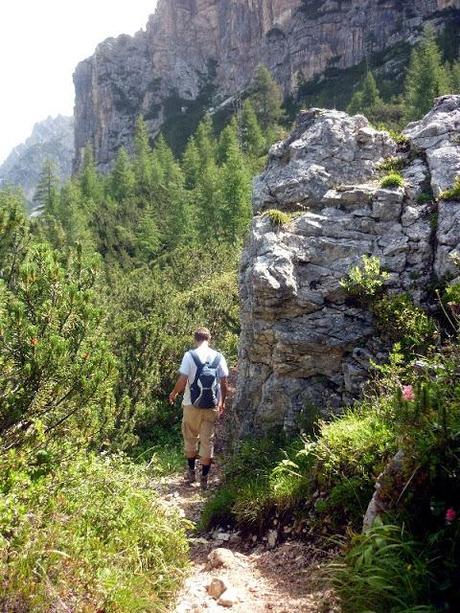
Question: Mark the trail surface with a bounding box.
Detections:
[157,470,338,613]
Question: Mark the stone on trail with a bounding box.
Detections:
[207,548,235,569]
[217,588,240,608]
[207,577,228,599]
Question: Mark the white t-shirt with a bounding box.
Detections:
[179,343,229,406]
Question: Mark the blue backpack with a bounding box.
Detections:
[189,350,222,409]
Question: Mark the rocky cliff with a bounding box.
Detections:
[0,115,74,211]
[234,95,460,435]
[73,0,460,170]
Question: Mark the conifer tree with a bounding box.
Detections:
[450,60,460,93]
[194,157,223,241]
[152,137,193,248]
[347,71,382,116]
[217,119,240,165]
[240,100,266,158]
[79,145,103,204]
[404,26,450,122]
[182,137,201,190]
[251,65,284,129]
[111,148,135,201]
[194,115,216,168]
[33,159,60,215]
[134,116,153,194]
[220,138,252,242]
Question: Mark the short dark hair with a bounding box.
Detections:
[194,327,211,343]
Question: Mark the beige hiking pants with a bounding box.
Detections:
[182,404,218,459]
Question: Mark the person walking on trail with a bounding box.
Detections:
[169,327,229,490]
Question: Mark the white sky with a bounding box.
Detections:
[0,1,158,164]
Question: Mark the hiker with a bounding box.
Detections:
[169,327,229,489]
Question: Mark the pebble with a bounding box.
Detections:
[207,578,227,599]
[207,548,235,569]
[217,588,239,608]
[267,529,278,549]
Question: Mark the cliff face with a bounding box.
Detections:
[0,116,74,211]
[235,95,460,435]
[73,0,460,169]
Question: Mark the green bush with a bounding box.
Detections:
[329,522,433,613]
[380,172,405,188]
[263,209,291,227]
[200,437,309,532]
[373,293,437,355]
[340,255,390,299]
[310,409,396,528]
[445,282,460,305]
[0,450,189,612]
[440,176,460,200]
[377,156,405,174]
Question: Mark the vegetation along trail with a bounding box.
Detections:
[158,462,337,613]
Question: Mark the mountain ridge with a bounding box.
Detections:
[73,0,460,171]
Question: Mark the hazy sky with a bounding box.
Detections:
[0,1,158,164]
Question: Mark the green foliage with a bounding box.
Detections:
[440,175,460,201]
[263,209,291,227]
[340,255,390,299]
[330,522,433,613]
[0,203,116,450]
[377,156,405,174]
[0,450,188,612]
[240,100,266,159]
[33,159,60,215]
[404,26,451,122]
[373,294,437,355]
[347,71,383,120]
[445,282,460,305]
[380,172,405,188]
[250,65,284,130]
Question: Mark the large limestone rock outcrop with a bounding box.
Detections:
[73,0,460,169]
[235,96,460,436]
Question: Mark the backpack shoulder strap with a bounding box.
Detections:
[210,352,222,369]
[190,350,206,385]
[189,350,203,369]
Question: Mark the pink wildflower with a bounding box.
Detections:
[402,385,415,402]
[446,508,457,523]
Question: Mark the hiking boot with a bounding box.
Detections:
[200,474,208,490]
[186,468,196,484]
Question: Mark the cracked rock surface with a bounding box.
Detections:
[235,96,460,435]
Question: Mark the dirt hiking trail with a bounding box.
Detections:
[156,468,339,613]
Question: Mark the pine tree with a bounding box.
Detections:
[33,159,60,215]
[79,146,103,203]
[450,60,460,93]
[220,139,252,243]
[347,71,382,117]
[217,119,240,165]
[404,26,450,122]
[194,158,224,241]
[194,115,216,168]
[251,65,284,130]
[152,137,193,248]
[240,100,266,158]
[111,148,135,201]
[134,116,153,194]
[182,137,201,190]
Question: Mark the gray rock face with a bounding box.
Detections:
[235,96,460,435]
[0,116,74,210]
[73,0,460,170]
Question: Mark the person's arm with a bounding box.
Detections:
[218,377,229,415]
[169,375,188,405]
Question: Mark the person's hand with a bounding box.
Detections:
[217,402,225,417]
[168,392,177,405]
